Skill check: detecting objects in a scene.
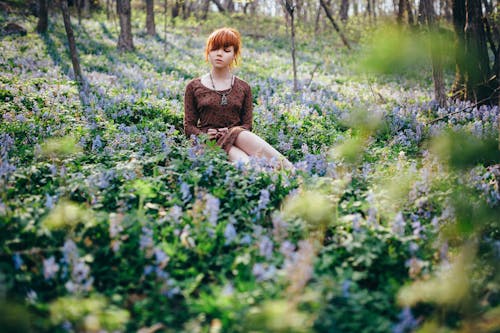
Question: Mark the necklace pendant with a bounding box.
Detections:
[221,94,228,106]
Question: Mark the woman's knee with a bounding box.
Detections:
[235,131,268,156]
[228,146,250,163]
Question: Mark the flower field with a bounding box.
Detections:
[1,11,499,333]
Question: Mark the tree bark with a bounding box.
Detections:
[420,0,447,106]
[211,0,226,12]
[452,0,497,105]
[406,0,415,24]
[283,0,299,91]
[319,0,352,49]
[202,0,210,19]
[76,0,82,25]
[452,0,466,96]
[398,0,404,23]
[340,0,349,21]
[314,2,322,33]
[226,0,235,12]
[146,0,156,35]
[116,0,134,51]
[106,0,111,20]
[60,0,84,87]
[164,0,168,51]
[172,0,180,19]
[463,0,492,103]
[36,0,48,33]
[82,0,90,18]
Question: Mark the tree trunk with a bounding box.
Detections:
[397,0,404,24]
[36,0,48,33]
[406,0,415,24]
[284,0,299,91]
[82,0,90,18]
[319,0,352,49]
[76,0,82,25]
[60,0,84,87]
[226,0,235,12]
[146,0,156,35]
[314,2,322,33]
[211,0,226,12]
[172,0,180,19]
[420,0,448,106]
[202,0,210,19]
[164,0,168,51]
[463,0,492,103]
[182,0,189,19]
[106,0,111,20]
[340,0,349,21]
[452,0,466,96]
[116,0,134,51]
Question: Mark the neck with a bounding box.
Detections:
[211,67,232,80]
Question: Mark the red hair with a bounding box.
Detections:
[204,27,242,67]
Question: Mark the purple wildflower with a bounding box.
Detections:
[43,256,60,280]
[259,235,274,259]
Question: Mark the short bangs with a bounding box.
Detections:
[205,27,242,65]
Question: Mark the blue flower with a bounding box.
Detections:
[43,256,60,280]
[392,212,406,236]
[341,279,351,298]
[224,222,237,245]
[392,307,418,333]
[91,134,103,151]
[204,194,220,226]
[259,236,274,259]
[13,253,23,270]
[180,182,191,202]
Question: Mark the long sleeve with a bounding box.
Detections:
[184,82,202,136]
[240,85,253,131]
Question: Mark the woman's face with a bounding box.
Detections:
[208,45,235,69]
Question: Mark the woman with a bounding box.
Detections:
[183,27,293,170]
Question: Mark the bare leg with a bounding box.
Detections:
[234,131,294,170]
[228,145,250,164]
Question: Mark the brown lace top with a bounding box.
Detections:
[183,77,253,153]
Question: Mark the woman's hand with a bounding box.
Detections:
[207,128,228,140]
[207,128,218,140]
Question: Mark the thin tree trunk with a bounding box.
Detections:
[314,2,322,33]
[182,0,189,19]
[82,0,90,18]
[227,0,235,12]
[172,0,180,19]
[397,0,405,24]
[36,0,48,33]
[211,0,226,12]
[420,0,447,106]
[146,0,156,35]
[319,0,352,49]
[60,0,84,87]
[406,0,415,24]
[452,0,466,97]
[340,0,349,21]
[464,0,492,103]
[75,0,82,25]
[164,0,168,51]
[116,0,134,51]
[106,0,111,20]
[202,0,210,19]
[283,0,299,91]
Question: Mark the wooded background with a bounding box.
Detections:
[2,0,499,106]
